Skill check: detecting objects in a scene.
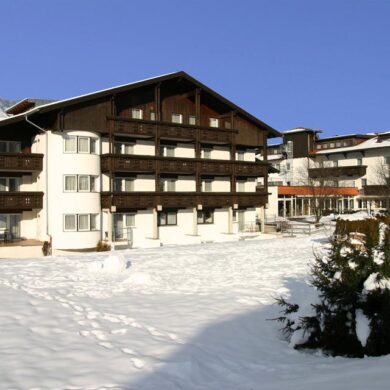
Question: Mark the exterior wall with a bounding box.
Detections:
[133,175,155,191]
[208,146,230,160]
[134,140,155,156]
[175,176,196,192]
[205,177,230,192]
[47,130,101,250]
[236,178,256,192]
[174,143,195,158]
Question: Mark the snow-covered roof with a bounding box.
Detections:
[283,127,322,134]
[316,135,390,155]
[267,154,284,161]
[1,72,177,122]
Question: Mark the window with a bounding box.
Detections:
[385,156,390,165]
[161,145,175,157]
[78,137,90,153]
[333,160,338,168]
[357,158,363,166]
[114,178,134,192]
[125,213,135,227]
[161,178,176,192]
[202,179,212,192]
[171,113,183,124]
[189,115,196,125]
[0,141,21,153]
[236,151,245,161]
[90,176,97,192]
[64,215,77,231]
[225,121,231,129]
[158,210,177,226]
[78,175,90,192]
[336,142,341,147]
[201,148,212,159]
[64,175,97,192]
[64,136,98,154]
[64,175,77,192]
[64,136,77,153]
[329,142,335,148]
[90,138,97,154]
[209,118,219,128]
[78,214,90,231]
[150,111,156,121]
[132,108,143,119]
[90,214,99,231]
[316,144,322,150]
[197,210,214,224]
[114,142,134,154]
[0,177,20,192]
[64,214,99,232]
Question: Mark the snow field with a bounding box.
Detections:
[0,235,390,389]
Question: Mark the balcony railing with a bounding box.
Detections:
[107,116,235,143]
[0,153,43,172]
[308,165,367,178]
[101,191,268,210]
[360,185,390,196]
[101,154,268,176]
[0,192,44,211]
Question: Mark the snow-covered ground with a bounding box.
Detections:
[1,234,389,389]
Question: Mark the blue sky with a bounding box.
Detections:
[1,0,389,136]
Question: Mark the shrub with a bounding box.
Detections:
[277,217,390,357]
[96,240,111,252]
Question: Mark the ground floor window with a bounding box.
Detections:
[63,214,99,232]
[197,210,214,224]
[158,210,177,226]
[0,214,21,239]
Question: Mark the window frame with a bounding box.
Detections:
[132,108,143,120]
[63,214,77,232]
[209,118,219,128]
[78,136,90,154]
[171,113,183,124]
[64,136,77,153]
[197,210,214,224]
[78,175,90,192]
[64,175,77,192]
[78,214,90,231]
[158,210,177,226]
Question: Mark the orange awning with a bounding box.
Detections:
[278,186,359,196]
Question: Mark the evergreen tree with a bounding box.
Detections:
[277,218,390,357]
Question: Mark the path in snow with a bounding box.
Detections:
[1,234,389,389]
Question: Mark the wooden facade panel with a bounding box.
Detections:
[0,153,43,172]
[63,98,110,131]
[234,115,264,146]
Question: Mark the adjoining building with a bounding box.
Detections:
[0,72,279,256]
[267,128,390,218]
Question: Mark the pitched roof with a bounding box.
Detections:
[0,71,280,137]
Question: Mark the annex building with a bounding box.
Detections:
[0,72,279,256]
[267,128,390,219]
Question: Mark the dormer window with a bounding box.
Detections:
[171,113,183,124]
[209,118,219,128]
[132,108,143,120]
[189,115,196,125]
[150,111,156,121]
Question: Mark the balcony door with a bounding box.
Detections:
[0,214,21,239]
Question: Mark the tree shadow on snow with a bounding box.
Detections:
[120,277,315,390]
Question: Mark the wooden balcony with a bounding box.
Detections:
[0,192,44,211]
[308,165,367,178]
[361,185,390,196]
[107,116,235,143]
[0,153,43,172]
[101,154,267,176]
[101,191,268,210]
